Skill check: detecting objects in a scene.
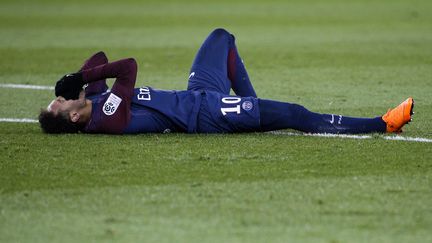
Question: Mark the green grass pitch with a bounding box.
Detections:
[1,0,432,242]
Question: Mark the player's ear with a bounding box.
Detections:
[69,111,80,123]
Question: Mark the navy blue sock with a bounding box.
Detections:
[227,35,257,98]
[259,99,386,134]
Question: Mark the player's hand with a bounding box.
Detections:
[55,72,85,100]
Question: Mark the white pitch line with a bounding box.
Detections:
[0,118,38,123]
[383,135,432,143]
[0,83,54,90]
[269,131,432,143]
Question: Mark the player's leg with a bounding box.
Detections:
[79,51,109,96]
[228,35,257,97]
[188,28,256,96]
[258,99,387,134]
[188,28,231,94]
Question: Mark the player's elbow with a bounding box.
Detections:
[118,58,138,77]
[125,58,137,73]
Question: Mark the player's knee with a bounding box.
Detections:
[212,28,230,35]
[210,28,232,41]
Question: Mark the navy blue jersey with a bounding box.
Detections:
[128,87,202,132]
[85,87,202,134]
[84,86,260,134]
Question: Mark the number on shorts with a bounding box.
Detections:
[220,97,241,115]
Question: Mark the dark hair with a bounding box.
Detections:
[38,109,84,134]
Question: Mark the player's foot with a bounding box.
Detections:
[382,97,414,133]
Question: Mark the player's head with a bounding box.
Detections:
[38,94,87,133]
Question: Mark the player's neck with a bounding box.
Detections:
[78,99,93,124]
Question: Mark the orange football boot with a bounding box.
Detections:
[382,97,414,133]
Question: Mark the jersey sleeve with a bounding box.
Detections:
[84,79,109,97]
[79,51,109,97]
[82,58,138,134]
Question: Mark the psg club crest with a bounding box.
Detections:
[242,101,253,111]
[103,93,122,116]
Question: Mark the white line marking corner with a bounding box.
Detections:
[0,83,54,90]
[0,118,38,123]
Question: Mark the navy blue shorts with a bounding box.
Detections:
[197,91,260,133]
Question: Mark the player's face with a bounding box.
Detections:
[47,91,86,116]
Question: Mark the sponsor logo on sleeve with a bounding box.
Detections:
[103,93,122,116]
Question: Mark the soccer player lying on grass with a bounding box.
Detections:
[39,28,414,134]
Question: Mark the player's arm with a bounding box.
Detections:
[56,58,138,134]
[79,51,109,97]
[81,58,137,98]
[56,58,137,99]
[82,58,138,134]
[55,52,108,99]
